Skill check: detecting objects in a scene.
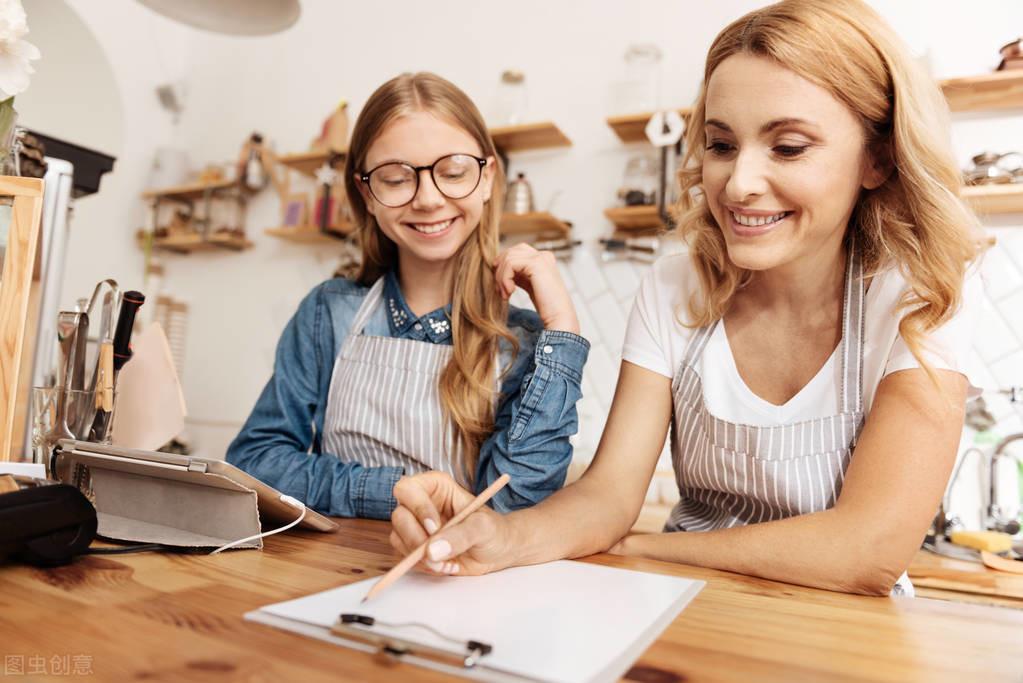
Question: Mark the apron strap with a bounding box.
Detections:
[839,240,865,415]
[350,277,387,335]
[681,321,717,369]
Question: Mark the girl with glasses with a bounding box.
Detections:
[388,0,986,594]
[227,72,588,521]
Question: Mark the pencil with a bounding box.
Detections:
[362,473,511,603]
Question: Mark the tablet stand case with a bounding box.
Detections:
[54,441,263,549]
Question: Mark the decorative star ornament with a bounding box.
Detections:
[645,110,685,147]
[314,163,339,186]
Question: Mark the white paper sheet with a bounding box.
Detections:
[245,560,704,683]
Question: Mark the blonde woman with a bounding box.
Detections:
[389,0,985,593]
[228,73,588,519]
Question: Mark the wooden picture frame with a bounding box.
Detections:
[0,177,44,461]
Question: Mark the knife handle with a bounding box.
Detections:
[112,291,145,371]
[99,342,114,411]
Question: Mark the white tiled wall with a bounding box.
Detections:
[973,231,1023,420]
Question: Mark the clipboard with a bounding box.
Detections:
[53,439,337,548]
[334,613,493,670]
[245,560,705,683]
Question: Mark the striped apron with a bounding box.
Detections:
[665,245,912,595]
[322,278,469,487]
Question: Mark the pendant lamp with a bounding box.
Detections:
[137,0,300,36]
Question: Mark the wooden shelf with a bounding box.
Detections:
[604,204,668,231]
[962,183,1023,214]
[141,178,238,202]
[606,109,693,143]
[277,150,345,177]
[940,71,1023,113]
[490,122,571,153]
[276,122,570,171]
[265,223,354,243]
[142,231,253,254]
[499,211,570,236]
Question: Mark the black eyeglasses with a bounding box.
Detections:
[360,153,488,208]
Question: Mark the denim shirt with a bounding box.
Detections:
[226,271,590,519]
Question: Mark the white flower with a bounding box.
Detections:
[0,0,40,100]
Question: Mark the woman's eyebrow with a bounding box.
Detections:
[760,117,819,134]
[367,158,406,166]
[704,117,820,134]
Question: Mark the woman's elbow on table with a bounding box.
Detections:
[841,562,903,597]
[833,525,911,596]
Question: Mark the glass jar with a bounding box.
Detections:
[618,154,658,206]
[622,44,662,113]
[493,70,528,126]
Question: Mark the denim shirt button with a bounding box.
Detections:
[543,345,554,354]
[414,323,423,331]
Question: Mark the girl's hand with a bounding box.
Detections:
[493,243,580,334]
[390,471,516,576]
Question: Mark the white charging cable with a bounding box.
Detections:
[210,494,307,555]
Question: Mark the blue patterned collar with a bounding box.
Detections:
[383,271,453,343]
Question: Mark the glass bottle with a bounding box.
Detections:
[493,70,528,126]
[622,44,663,113]
[241,132,269,191]
[619,154,658,206]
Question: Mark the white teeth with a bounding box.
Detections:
[409,218,453,234]
[731,211,788,227]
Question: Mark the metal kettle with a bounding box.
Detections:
[504,172,535,214]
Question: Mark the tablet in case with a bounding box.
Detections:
[52,440,338,550]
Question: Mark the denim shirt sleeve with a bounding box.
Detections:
[475,309,590,512]
[225,282,403,519]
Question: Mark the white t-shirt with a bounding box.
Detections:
[623,252,982,426]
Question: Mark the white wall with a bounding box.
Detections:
[38,0,1023,526]
[19,0,123,156]
[31,0,202,327]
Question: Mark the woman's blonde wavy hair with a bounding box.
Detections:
[676,0,983,377]
[344,72,517,481]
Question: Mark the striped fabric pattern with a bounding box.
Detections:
[322,279,468,488]
[665,245,865,533]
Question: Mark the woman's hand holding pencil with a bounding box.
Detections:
[389,471,514,578]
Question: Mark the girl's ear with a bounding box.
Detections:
[355,173,376,216]
[481,156,496,202]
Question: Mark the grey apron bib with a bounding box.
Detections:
[322,278,469,487]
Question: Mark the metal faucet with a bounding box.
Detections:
[934,447,981,537]
[930,388,1023,556]
[986,432,1023,535]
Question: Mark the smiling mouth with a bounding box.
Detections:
[405,218,455,235]
[730,211,792,227]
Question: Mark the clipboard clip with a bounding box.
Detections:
[335,613,493,669]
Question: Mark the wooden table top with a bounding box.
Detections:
[2,519,1022,682]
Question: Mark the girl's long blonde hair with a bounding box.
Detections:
[677,0,982,373]
[344,72,516,481]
